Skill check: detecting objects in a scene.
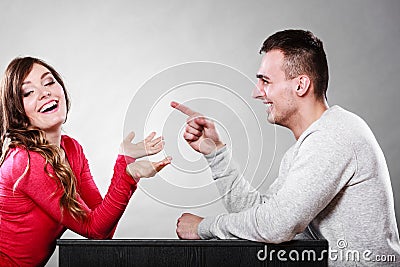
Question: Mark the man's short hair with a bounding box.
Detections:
[260,29,329,100]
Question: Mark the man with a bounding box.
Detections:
[171,29,400,266]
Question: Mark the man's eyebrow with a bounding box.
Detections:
[22,71,52,85]
[256,74,270,80]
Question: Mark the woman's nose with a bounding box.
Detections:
[39,88,51,99]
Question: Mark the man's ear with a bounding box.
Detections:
[295,75,311,97]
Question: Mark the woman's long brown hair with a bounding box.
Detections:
[0,57,86,220]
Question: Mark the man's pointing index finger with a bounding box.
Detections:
[170,101,197,116]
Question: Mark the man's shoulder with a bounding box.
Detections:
[306,105,371,142]
[324,105,368,128]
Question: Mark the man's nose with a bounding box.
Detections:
[252,82,266,99]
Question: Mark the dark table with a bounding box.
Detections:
[57,239,328,267]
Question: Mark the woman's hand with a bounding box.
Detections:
[120,131,164,159]
[126,156,172,179]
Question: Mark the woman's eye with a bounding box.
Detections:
[44,80,55,86]
[23,91,33,97]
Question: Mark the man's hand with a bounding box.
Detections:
[120,131,164,159]
[171,101,225,155]
[126,156,172,179]
[176,213,204,239]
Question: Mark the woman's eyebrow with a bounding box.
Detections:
[22,71,52,85]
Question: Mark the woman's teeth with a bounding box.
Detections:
[39,101,57,113]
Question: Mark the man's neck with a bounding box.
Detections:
[290,100,329,140]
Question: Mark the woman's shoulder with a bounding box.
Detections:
[61,134,81,146]
[0,147,44,180]
[61,135,84,154]
[3,146,37,163]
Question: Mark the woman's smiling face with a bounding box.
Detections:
[21,63,67,133]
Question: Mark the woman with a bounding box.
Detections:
[0,57,171,266]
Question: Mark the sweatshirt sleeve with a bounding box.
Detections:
[203,146,265,213]
[198,130,357,242]
[15,149,137,239]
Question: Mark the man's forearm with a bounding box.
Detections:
[205,146,263,213]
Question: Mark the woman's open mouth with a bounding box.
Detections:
[39,100,58,113]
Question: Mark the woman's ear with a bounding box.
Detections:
[295,75,311,97]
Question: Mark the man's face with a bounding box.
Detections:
[252,49,298,127]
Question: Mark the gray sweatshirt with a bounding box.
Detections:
[198,106,400,266]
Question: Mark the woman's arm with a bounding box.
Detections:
[15,132,170,239]
[15,150,136,239]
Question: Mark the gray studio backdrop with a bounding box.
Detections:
[0,1,399,266]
